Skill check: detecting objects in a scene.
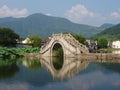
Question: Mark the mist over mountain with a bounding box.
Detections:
[0,13,103,38]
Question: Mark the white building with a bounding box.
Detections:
[22,38,32,44]
[112,40,120,48]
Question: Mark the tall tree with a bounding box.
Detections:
[0,27,19,47]
[97,38,108,49]
[28,35,42,47]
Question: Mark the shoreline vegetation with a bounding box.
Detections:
[0,47,120,58]
[0,47,120,68]
[0,47,40,59]
[0,47,120,62]
[0,47,40,66]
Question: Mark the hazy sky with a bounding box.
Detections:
[0,0,120,26]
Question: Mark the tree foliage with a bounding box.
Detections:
[72,34,86,44]
[0,27,19,47]
[97,38,108,49]
[28,35,41,47]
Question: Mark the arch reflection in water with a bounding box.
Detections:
[41,56,89,80]
[52,57,64,70]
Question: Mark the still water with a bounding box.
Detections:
[0,57,120,90]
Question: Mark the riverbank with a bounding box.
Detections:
[24,53,120,62]
[79,53,120,62]
[24,53,41,58]
[99,48,120,53]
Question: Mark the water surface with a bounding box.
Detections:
[0,57,120,90]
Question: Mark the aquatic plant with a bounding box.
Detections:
[0,47,40,59]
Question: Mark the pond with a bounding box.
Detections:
[0,57,120,90]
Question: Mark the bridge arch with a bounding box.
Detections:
[50,40,65,57]
[40,33,89,57]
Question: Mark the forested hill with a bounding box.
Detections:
[93,23,120,40]
[0,13,103,38]
[99,23,114,29]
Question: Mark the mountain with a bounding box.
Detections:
[100,23,114,29]
[0,13,103,38]
[93,23,120,40]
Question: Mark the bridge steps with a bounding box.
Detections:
[62,33,89,53]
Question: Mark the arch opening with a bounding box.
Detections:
[52,43,64,70]
[52,43,64,57]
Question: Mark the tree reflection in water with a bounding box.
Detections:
[22,58,41,70]
[0,58,19,79]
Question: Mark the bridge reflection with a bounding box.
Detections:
[40,56,89,80]
[22,54,120,80]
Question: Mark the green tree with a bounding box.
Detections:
[0,27,19,47]
[97,38,108,49]
[28,35,41,47]
[72,34,86,44]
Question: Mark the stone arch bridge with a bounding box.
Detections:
[40,33,89,57]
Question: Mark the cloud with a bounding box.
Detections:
[64,4,102,26]
[0,5,29,18]
[64,4,120,26]
[65,4,95,19]
[45,13,52,16]
[109,9,120,19]
[105,9,120,24]
[110,12,120,18]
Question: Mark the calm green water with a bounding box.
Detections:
[0,57,120,90]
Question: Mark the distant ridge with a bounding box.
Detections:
[100,23,114,29]
[0,13,103,38]
[93,23,120,40]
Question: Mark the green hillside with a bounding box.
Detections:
[0,13,103,38]
[99,23,114,29]
[93,24,120,40]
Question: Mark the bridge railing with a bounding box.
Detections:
[62,33,89,53]
[40,37,52,53]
